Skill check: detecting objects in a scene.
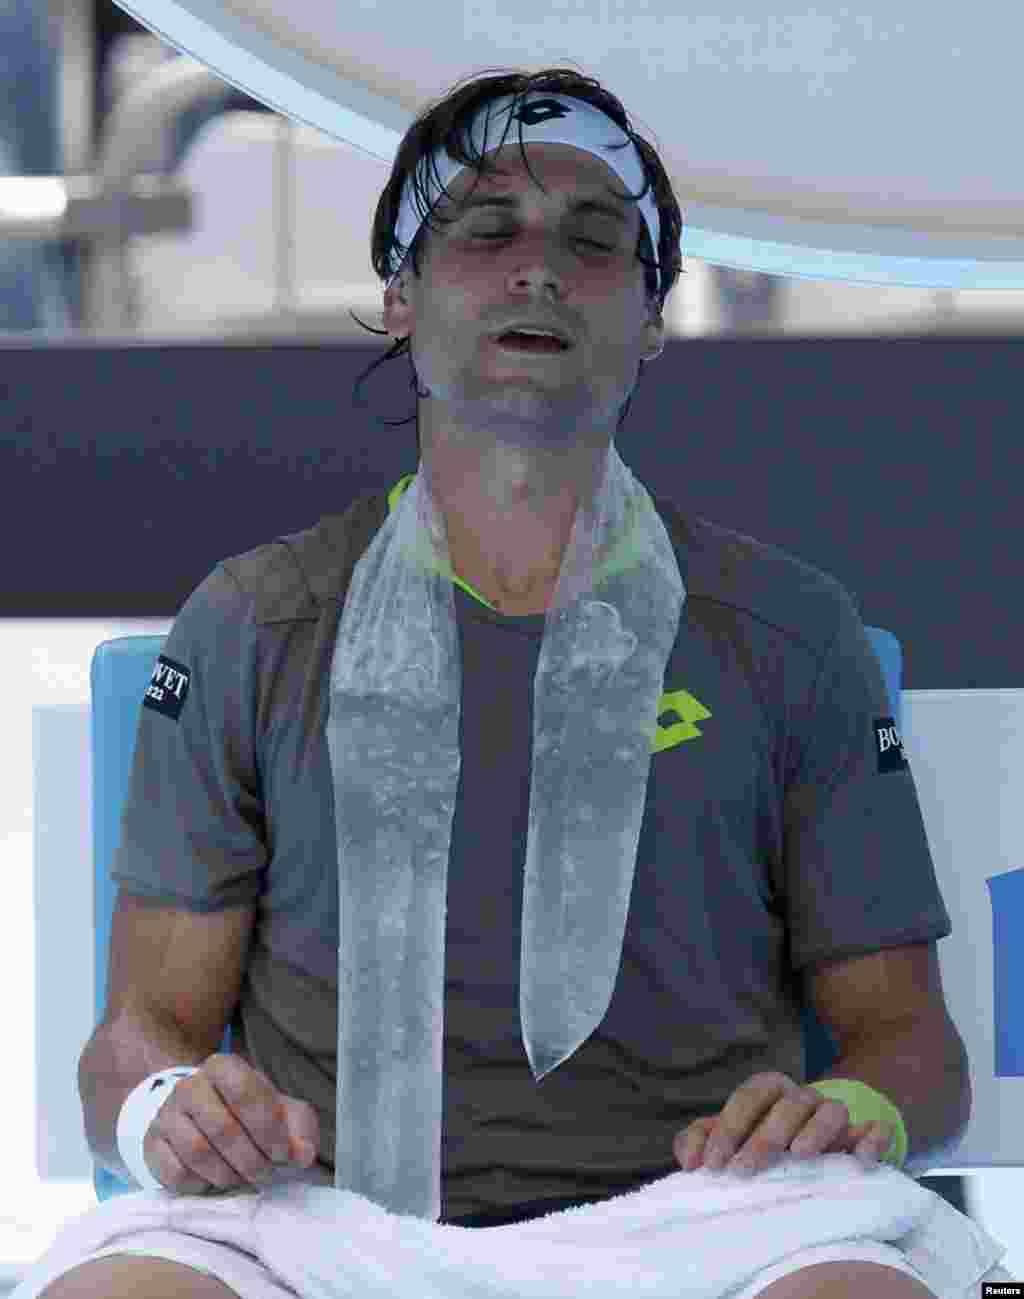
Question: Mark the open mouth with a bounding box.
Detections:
[493,330,570,354]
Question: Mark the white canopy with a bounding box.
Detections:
[109,0,1024,286]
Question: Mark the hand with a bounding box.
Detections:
[672,1071,896,1178]
[143,1053,321,1195]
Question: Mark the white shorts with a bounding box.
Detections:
[730,1243,1013,1298]
[71,1231,295,1299]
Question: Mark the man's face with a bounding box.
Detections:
[383,141,665,453]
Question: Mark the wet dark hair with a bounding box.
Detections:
[349,65,685,450]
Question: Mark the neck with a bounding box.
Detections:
[420,436,608,615]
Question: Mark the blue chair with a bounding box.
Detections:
[90,634,234,1204]
[89,625,904,1202]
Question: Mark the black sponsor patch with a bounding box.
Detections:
[874,716,909,773]
[142,653,191,721]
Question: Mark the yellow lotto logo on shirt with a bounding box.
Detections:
[650,689,711,755]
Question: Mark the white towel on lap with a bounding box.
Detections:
[10,1154,1008,1299]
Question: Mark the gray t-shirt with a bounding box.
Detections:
[112,476,951,1220]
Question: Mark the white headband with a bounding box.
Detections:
[386,93,663,297]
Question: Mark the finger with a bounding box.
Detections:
[856,1121,895,1165]
[784,1097,852,1156]
[730,1090,846,1174]
[178,1078,278,1187]
[704,1076,787,1166]
[186,1122,268,1190]
[675,1122,714,1170]
[146,1128,220,1194]
[283,1099,321,1166]
[704,1074,796,1168]
[211,1057,292,1163]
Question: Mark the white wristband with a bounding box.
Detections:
[116,1067,200,1191]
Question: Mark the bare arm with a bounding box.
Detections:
[78,1009,213,1185]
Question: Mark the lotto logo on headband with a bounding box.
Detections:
[511,98,572,127]
[874,717,909,773]
[143,653,191,722]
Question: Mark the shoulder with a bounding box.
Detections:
[212,490,388,627]
[652,493,860,657]
[203,481,859,657]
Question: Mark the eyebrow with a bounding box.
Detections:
[453,194,632,228]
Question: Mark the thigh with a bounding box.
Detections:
[754,1260,937,1298]
[731,1242,939,1299]
[31,1227,301,1299]
[39,1254,243,1299]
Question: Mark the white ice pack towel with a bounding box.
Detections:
[9,1155,1008,1299]
[326,441,684,1220]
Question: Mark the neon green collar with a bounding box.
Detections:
[386,471,641,614]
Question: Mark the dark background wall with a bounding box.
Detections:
[0,333,1019,691]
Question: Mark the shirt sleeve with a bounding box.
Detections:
[781,583,952,973]
[109,563,267,912]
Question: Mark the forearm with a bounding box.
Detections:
[813,1018,972,1165]
[78,1010,212,1184]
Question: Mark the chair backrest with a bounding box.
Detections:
[90,634,232,1202]
[88,626,903,1200]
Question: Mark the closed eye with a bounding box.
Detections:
[474,233,615,252]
